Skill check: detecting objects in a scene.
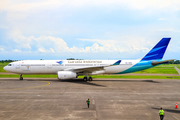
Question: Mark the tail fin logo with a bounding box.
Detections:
[141,38,171,61]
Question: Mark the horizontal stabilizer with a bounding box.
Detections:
[151,59,175,66]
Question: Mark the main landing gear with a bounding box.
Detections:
[19,74,23,80]
[83,76,92,81]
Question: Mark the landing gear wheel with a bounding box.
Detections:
[89,77,92,81]
[19,74,23,80]
[83,77,87,81]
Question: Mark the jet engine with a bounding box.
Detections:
[57,71,77,80]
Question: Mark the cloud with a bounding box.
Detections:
[2,0,180,12]
[50,48,55,53]
[0,25,8,29]
[1,0,179,60]
[6,32,152,56]
[153,28,180,33]
[38,48,46,53]
[13,49,22,52]
[158,18,167,21]
[79,39,118,52]
[22,43,31,49]
[2,0,180,24]
[38,47,55,53]
[79,36,149,53]
[79,39,117,45]
[0,48,4,52]
[8,33,119,53]
[121,0,180,10]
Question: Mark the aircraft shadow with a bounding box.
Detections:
[2,78,160,87]
[55,79,160,87]
[151,107,180,113]
[93,79,160,83]
[22,79,106,87]
[59,79,106,87]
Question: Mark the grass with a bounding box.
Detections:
[0,62,9,72]
[134,64,180,74]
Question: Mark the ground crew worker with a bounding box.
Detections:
[159,107,164,120]
[86,99,90,108]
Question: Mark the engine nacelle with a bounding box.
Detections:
[57,71,77,80]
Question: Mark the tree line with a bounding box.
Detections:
[0,60,18,63]
[168,60,180,64]
[66,58,84,60]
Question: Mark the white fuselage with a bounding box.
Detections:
[3,60,140,75]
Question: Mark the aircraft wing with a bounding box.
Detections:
[63,60,121,73]
[64,65,111,73]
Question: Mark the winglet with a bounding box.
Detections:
[141,38,171,61]
[113,60,121,65]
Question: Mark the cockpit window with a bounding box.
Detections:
[8,64,12,66]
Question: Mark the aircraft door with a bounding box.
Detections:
[15,63,20,69]
[47,62,52,69]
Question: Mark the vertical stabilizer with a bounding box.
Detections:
[141,38,171,61]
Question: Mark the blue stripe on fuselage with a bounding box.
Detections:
[116,61,154,74]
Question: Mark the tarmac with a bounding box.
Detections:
[0,78,180,120]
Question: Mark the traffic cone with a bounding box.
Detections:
[175,103,178,109]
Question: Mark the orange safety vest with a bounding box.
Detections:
[86,99,90,104]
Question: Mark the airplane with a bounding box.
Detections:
[3,38,174,81]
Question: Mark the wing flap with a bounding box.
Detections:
[63,65,111,73]
[62,60,121,74]
[72,66,105,73]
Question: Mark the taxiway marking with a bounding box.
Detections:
[0,81,50,91]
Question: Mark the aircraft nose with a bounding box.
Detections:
[3,66,7,71]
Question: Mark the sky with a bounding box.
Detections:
[0,0,180,60]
